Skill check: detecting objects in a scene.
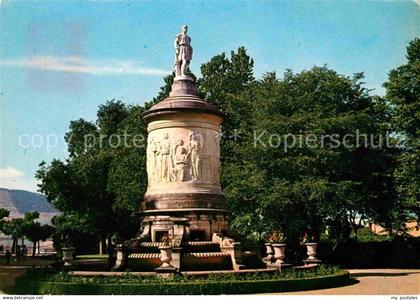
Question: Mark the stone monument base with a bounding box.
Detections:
[170,76,196,96]
[121,233,252,272]
[139,210,230,242]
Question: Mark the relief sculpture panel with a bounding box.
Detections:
[146,127,221,188]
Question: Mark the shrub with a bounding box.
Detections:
[14,266,349,295]
[317,237,420,268]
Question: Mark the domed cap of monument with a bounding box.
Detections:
[142,25,224,123]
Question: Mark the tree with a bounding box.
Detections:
[36,100,146,267]
[0,208,9,231]
[212,65,398,247]
[2,212,40,253]
[0,209,10,248]
[49,214,98,255]
[23,222,53,256]
[383,38,420,230]
[199,47,254,107]
[199,47,255,166]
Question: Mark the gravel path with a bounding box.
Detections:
[269,269,420,295]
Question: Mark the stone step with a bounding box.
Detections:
[129,251,230,259]
[184,241,221,253]
[183,252,230,258]
[129,242,166,254]
[126,251,232,271]
[182,252,232,271]
[135,241,222,253]
[139,241,219,247]
[128,253,160,259]
[140,242,165,247]
[186,241,219,246]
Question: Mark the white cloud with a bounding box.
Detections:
[0,167,24,178]
[0,167,38,192]
[0,56,170,76]
[0,177,39,192]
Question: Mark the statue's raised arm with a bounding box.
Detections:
[173,25,193,77]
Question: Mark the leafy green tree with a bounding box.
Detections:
[211,65,397,246]
[199,47,254,107]
[384,38,420,229]
[0,209,10,243]
[49,214,98,254]
[199,47,255,167]
[36,101,146,267]
[2,212,40,253]
[23,222,53,256]
[0,208,9,229]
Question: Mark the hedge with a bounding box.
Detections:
[317,237,420,268]
[14,270,350,295]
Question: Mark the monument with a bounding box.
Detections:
[116,26,255,272]
[140,24,229,243]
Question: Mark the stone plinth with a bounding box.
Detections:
[169,76,197,96]
[140,77,229,242]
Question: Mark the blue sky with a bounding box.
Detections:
[0,0,419,192]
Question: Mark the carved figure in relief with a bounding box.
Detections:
[147,132,217,185]
[213,133,221,184]
[173,138,188,181]
[152,139,161,183]
[147,138,154,184]
[160,133,173,182]
[188,132,201,181]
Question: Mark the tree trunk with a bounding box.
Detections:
[32,241,37,257]
[11,238,16,254]
[106,234,114,269]
[351,223,358,241]
[101,237,107,255]
[385,221,393,237]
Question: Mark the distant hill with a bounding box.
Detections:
[0,188,59,224]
